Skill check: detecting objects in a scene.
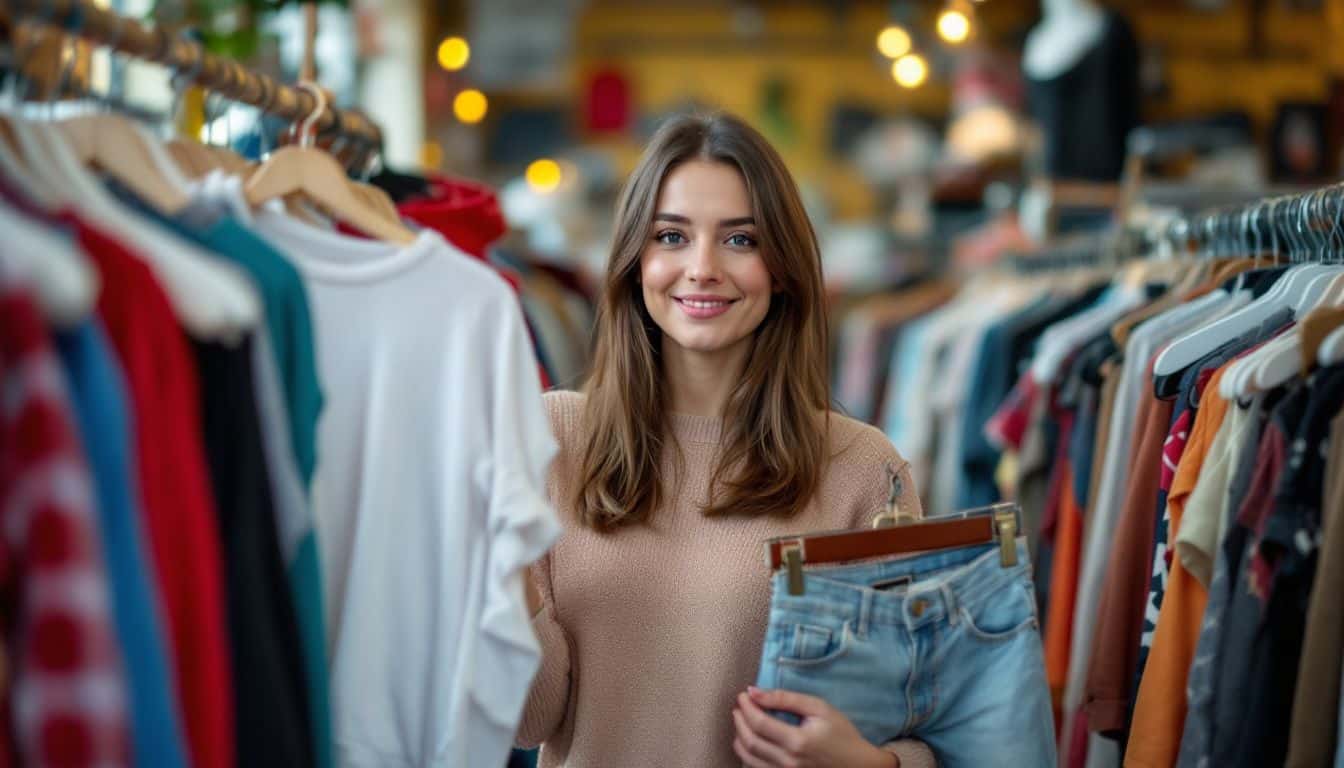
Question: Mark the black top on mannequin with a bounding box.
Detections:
[1023,4,1140,182]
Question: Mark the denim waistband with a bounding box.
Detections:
[768,538,1031,632]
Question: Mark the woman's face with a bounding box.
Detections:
[640,160,776,362]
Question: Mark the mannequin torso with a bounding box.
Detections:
[1022,0,1107,80]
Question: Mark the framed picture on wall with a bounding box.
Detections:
[1269,101,1331,183]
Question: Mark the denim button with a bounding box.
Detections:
[910,599,927,617]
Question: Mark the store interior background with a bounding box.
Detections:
[65,0,1344,378]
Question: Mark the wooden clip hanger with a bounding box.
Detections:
[245,82,416,244]
[764,502,1021,597]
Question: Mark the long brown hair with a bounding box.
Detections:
[576,112,830,531]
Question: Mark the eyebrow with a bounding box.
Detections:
[654,213,756,227]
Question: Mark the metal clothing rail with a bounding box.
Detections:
[1172,180,1344,263]
[2,0,383,151]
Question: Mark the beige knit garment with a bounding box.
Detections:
[517,391,936,768]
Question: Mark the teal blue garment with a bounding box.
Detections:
[110,186,333,768]
[57,321,190,768]
[188,217,333,768]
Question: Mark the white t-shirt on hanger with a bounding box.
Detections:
[245,204,561,768]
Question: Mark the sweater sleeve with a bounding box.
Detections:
[836,417,924,527]
[514,551,572,748]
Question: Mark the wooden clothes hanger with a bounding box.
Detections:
[1320,325,1344,367]
[0,115,62,209]
[244,82,415,244]
[57,114,190,216]
[1299,306,1344,375]
[764,470,1021,597]
[12,111,260,339]
[164,60,258,180]
[24,4,180,214]
[321,119,404,225]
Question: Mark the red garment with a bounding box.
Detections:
[69,220,236,768]
[0,287,130,767]
[1066,706,1090,768]
[1159,409,1192,493]
[585,67,632,133]
[399,176,508,262]
[985,372,1038,451]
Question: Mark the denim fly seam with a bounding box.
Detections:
[754,538,1057,767]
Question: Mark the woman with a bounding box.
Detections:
[517,113,933,768]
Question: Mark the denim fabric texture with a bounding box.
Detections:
[756,540,1056,767]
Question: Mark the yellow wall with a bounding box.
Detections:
[558,0,1343,217]
[572,3,962,218]
[1131,0,1333,126]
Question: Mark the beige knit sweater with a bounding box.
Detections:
[517,391,936,768]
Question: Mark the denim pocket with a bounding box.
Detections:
[777,621,853,667]
[959,579,1037,642]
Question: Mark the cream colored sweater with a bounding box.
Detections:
[517,391,936,768]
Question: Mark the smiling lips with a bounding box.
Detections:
[674,295,738,319]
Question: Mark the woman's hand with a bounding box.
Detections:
[731,686,897,768]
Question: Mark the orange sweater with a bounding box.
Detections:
[517,391,936,768]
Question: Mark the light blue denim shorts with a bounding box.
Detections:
[756,539,1056,767]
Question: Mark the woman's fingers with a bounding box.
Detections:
[748,686,830,718]
[739,691,805,752]
[733,705,797,767]
[733,736,777,768]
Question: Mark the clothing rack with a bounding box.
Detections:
[1006,230,1140,274]
[1171,181,1344,263]
[1020,180,1344,273]
[2,0,383,152]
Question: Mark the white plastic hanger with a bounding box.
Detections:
[1315,270,1344,308]
[1228,270,1344,396]
[1283,189,1343,314]
[1155,196,1320,377]
[1227,189,1344,396]
[1301,191,1344,310]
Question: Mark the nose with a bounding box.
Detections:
[686,240,723,284]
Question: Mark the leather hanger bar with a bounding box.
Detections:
[764,503,1021,596]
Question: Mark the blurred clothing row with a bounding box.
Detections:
[0,114,563,768]
[833,248,1344,768]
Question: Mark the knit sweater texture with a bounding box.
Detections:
[517,391,935,768]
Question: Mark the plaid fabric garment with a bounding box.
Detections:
[0,287,130,767]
